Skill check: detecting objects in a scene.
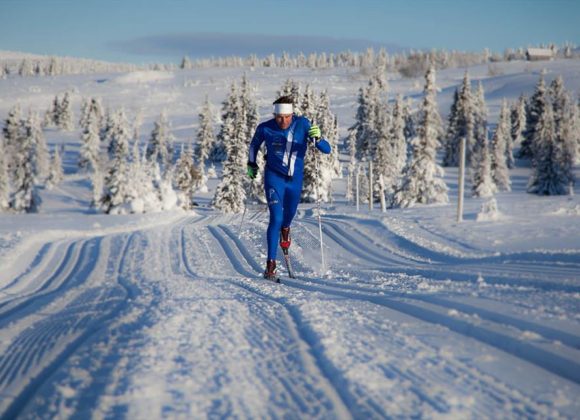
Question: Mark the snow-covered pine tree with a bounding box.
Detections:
[393,67,448,208]
[0,137,10,211]
[26,112,50,183]
[471,135,496,198]
[442,88,460,166]
[213,91,247,213]
[519,73,547,160]
[10,114,42,212]
[510,94,527,155]
[46,146,64,190]
[473,82,488,152]
[79,100,103,173]
[378,94,407,204]
[3,104,24,177]
[317,90,341,179]
[212,83,238,163]
[106,109,131,161]
[490,100,512,191]
[444,72,476,167]
[526,100,568,195]
[239,75,264,203]
[195,96,216,166]
[146,111,174,171]
[549,78,577,190]
[277,79,302,115]
[101,110,131,213]
[58,92,74,131]
[43,96,59,128]
[174,144,202,209]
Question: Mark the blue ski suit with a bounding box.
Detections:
[248,115,331,260]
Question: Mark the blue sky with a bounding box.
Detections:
[0,0,578,63]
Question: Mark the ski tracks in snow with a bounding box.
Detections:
[1,212,579,418]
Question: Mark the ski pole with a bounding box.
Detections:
[312,135,326,275]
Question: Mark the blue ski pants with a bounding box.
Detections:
[264,169,303,260]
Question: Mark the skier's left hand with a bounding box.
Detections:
[308,125,321,140]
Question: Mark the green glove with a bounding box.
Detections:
[247,162,258,179]
[308,125,321,140]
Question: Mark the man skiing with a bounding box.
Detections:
[247,96,331,281]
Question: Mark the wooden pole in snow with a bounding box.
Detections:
[356,167,360,212]
[379,174,386,213]
[368,160,373,212]
[457,137,466,222]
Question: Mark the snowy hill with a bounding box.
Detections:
[0,58,579,418]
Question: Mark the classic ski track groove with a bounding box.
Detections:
[217,219,580,387]
[178,221,354,418]
[300,218,580,292]
[0,233,137,420]
[206,220,564,416]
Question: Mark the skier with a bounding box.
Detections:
[247,96,331,281]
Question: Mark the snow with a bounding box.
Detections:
[0,58,579,418]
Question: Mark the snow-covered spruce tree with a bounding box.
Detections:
[277,79,302,115]
[443,72,475,167]
[106,109,132,161]
[526,100,568,195]
[25,112,50,183]
[174,145,203,209]
[519,73,547,160]
[58,92,75,131]
[101,110,132,214]
[471,136,496,198]
[442,88,460,166]
[239,75,264,203]
[549,79,577,190]
[146,111,174,171]
[509,95,527,166]
[195,96,216,166]
[211,83,238,163]
[10,115,42,212]
[79,99,104,172]
[490,100,512,191]
[0,137,10,211]
[393,67,448,208]
[473,82,488,153]
[43,96,59,128]
[46,146,64,190]
[351,75,384,161]
[3,104,24,177]
[213,91,247,213]
[317,90,341,179]
[377,94,407,204]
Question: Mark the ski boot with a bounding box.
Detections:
[264,259,280,283]
[280,227,291,250]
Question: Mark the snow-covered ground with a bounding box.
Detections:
[1,58,579,418]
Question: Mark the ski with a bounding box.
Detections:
[281,248,296,279]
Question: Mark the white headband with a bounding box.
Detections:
[274,103,293,115]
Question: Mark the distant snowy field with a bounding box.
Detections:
[0,58,579,418]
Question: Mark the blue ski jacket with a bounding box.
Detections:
[248,115,331,178]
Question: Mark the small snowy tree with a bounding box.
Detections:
[58,92,75,131]
[146,111,174,171]
[3,104,23,177]
[472,136,497,198]
[490,101,512,191]
[79,99,103,173]
[393,67,448,207]
[10,116,42,212]
[195,96,216,166]
[46,146,64,190]
[174,145,203,209]
[443,72,475,166]
[510,94,527,158]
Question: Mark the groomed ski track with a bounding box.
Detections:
[1,210,579,418]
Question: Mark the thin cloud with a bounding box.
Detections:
[109,32,405,58]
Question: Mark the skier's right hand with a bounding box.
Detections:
[247,162,258,179]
